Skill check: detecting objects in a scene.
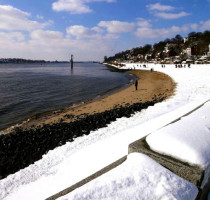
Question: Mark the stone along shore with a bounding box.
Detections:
[0,70,176,180]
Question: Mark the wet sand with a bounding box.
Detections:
[0,69,176,179]
[22,70,176,130]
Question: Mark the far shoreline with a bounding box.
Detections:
[17,68,176,132]
[0,67,176,179]
[1,65,176,134]
[0,64,136,134]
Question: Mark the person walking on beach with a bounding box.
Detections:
[135,80,138,91]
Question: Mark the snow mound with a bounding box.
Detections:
[58,153,198,200]
[146,100,210,168]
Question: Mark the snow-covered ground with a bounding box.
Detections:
[147,100,210,168]
[1,64,210,200]
[58,153,198,200]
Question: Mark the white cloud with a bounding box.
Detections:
[66,24,119,41]
[200,20,210,31]
[181,25,190,32]
[147,3,190,20]
[1,3,209,62]
[52,0,91,14]
[135,27,163,39]
[98,20,135,33]
[0,2,120,61]
[30,30,64,43]
[155,11,190,19]
[66,25,95,39]
[92,26,104,33]
[135,20,210,40]
[103,33,119,40]
[0,25,118,61]
[135,26,183,39]
[146,3,175,11]
[190,23,199,31]
[0,31,25,42]
[136,18,152,28]
[0,5,50,31]
[52,0,116,14]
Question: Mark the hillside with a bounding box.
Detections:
[104,31,210,64]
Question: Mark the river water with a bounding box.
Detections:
[0,62,132,130]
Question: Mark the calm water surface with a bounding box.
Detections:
[0,63,132,130]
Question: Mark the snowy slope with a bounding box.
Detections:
[58,153,198,200]
[1,64,210,200]
[146,100,210,168]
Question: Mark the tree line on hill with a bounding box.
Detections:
[104,30,210,63]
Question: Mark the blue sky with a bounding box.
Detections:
[0,0,209,61]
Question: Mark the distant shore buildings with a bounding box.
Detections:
[104,31,210,65]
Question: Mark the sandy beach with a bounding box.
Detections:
[0,68,176,180]
[22,70,176,130]
[2,64,210,200]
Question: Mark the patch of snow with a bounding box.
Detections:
[146,101,210,168]
[1,64,210,199]
[58,153,198,200]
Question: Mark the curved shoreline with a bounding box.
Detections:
[0,69,176,179]
[0,68,135,134]
[20,69,176,131]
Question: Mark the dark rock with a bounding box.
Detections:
[0,98,164,180]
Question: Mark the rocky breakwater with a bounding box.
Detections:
[0,97,164,180]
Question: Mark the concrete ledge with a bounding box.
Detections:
[128,138,204,186]
[128,137,208,200]
[46,156,127,200]
[45,100,210,200]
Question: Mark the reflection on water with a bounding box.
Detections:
[0,62,130,130]
[71,67,74,75]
